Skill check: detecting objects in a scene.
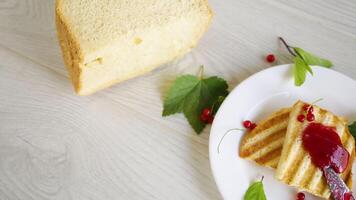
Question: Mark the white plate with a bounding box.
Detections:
[209,64,356,200]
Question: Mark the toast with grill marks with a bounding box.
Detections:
[275,101,354,199]
[239,108,291,168]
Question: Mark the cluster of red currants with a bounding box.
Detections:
[242,120,257,130]
[297,104,315,123]
[199,54,276,125]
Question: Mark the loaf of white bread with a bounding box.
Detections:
[56,0,213,95]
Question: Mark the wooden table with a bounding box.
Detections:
[1,0,355,199]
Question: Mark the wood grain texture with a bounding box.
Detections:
[0,0,356,199]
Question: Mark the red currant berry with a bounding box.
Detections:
[306,113,315,122]
[207,116,214,124]
[297,114,305,122]
[202,108,211,116]
[303,104,310,111]
[250,123,257,130]
[243,120,252,129]
[266,54,276,63]
[307,106,314,113]
[200,113,209,122]
[296,192,305,200]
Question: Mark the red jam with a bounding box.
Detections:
[302,123,349,173]
[344,192,352,200]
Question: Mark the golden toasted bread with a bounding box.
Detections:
[239,108,291,168]
[275,101,355,199]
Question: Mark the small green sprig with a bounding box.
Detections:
[279,37,333,86]
[244,177,267,200]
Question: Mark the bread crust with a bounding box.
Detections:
[56,0,83,93]
[55,0,213,95]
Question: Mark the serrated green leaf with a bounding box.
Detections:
[162,75,199,116]
[349,122,356,139]
[293,56,307,86]
[162,74,228,134]
[294,47,333,68]
[212,96,226,115]
[244,181,267,200]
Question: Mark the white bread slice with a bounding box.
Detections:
[56,0,213,95]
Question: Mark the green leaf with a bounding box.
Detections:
[349,121,356,139]
[293,56,307,86]
[294,47,333,68]
[212,96,226,115]
[244,180,267,200]
[162,75,199,116]
[162,75,228,134]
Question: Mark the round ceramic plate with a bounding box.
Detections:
[209,64,356,200]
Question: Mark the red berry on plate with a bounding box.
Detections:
[250,123,257,130]
[243,120,252,129]
[266,54,276,63]
[200,113,209,122]
[296,192,305,200]
[207,115,214,124]
[297,114,305,122]
[307,113,315,122]
[202,108,211,116]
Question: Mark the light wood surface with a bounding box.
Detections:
[1,0,356,199]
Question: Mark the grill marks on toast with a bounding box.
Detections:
[295,107,333,193]
[275,101,355,199]
[254,146,283,168]
[239,101,354,199]
[242,129,285,159]
[286,107,329,189]
[275,104,305,183]
[239,108,291,168]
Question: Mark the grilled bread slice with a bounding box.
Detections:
[239,107,291,168]
[275,101,355,199]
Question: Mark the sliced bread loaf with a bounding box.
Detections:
[56,0,213,95]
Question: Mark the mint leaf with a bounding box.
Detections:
[293,56,307,86]
[162,75,228,134]
[244,180,267,200]
[349,122,356,139]
[294,47,333,68]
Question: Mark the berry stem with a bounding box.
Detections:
[198,65,204,80]
[278,37,297,57]
[307,98,324,112]
[217,128,245,154]
[310,98,324,106]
